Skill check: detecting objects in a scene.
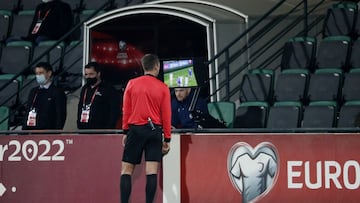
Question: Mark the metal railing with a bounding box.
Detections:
[206,0,326,101]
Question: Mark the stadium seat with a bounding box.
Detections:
[0,106,10,130]
[273,69,309,102]
[342,68,360,102]
[19,0,40,10]
[0,41,33,75]
[207,101,236,128]
[57,0,82,11]
[306,69,343,103]
[337,100,360,127]
[16,74,37,125]
[114,0,144,7]
[239,69,274,103]
[315,36,351,71]
[73,10,106,41]
[7,10,35,42]
[59,40,83,90]
[281,36,316,72]
[354,10,360,40]
[32,40,65,73]
[322,2,358,38]
[0,74,22,107]
[0,0,20,11]
[234,101,268,128]
[80,0,113,11]
[0,11,12,41]
[18,74,37,105]
[266,101,302,128]
[301,101,337,128]
[349,39,360,70]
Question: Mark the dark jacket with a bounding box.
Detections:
[171,91,208,128]
[77,82,121,129]
[27,0,73,42]
[23,84,67,130]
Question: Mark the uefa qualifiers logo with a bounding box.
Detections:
[227,142,279,203]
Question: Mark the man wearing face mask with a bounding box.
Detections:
[77,62,121,129]
[24,0,73,44]
[23,62,67,130]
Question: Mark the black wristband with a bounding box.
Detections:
[164,138,171,142]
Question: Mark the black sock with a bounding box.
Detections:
[146,174,157,203]
[120,174,131,203]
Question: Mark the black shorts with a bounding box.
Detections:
[122,124,163,164]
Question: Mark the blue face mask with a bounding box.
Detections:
[36,74,47,85]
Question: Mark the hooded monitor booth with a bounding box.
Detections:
[161,57,222,127]
[82,1,248,103]
[162,57,208,113]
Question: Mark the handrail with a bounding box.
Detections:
[206,0,326,101]
[206,0,287,66]
[225,15,326,98]
[205,0,287,100]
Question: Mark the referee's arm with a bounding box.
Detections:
[161,89,172,142]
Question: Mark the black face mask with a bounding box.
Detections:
[86,77,97,86]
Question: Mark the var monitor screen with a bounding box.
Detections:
[163,59,198,88]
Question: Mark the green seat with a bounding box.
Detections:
[302,101,338,128]
[316,36,351,71]
[207,101,236,128]
[338,100,360,127]
[0,40,33,74]
[0,106,9,130]
[267,101,302,128]
[0,10,11,40]
[234,101,269,128]
[281,37,316,72]
[239,69,274,102]
[33,40,65,72]
[0,74,23,107]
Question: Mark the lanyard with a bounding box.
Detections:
[82,87,99,108]
[37,9,51,21]
[30,87,43,109]
[31,92,38,110]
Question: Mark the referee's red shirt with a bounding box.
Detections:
[122,75,172,141]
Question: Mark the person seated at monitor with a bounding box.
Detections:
[171,87,208,128]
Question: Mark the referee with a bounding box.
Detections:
[120,54,171,203]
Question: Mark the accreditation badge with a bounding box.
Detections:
[31,20,42,34]
[80,108,90,123]
[27,109,37,126]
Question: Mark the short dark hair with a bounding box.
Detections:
[35,62,53,72]
[141,54,159,71]
[85,62,101,73]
